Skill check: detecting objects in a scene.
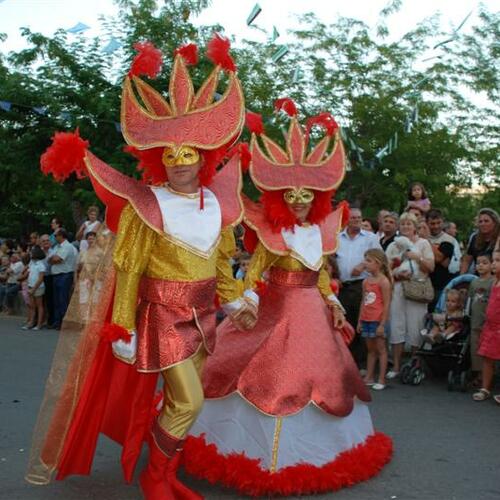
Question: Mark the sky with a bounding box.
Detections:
[0,0,497,55]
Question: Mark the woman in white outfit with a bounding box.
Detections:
[386,212,434,378]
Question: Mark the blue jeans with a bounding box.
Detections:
[53,272,74,327]
[0,283,20,310]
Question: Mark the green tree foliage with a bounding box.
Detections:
[0,0,498,241]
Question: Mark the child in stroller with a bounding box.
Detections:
[421,289,466,344]
[400,274,476,387]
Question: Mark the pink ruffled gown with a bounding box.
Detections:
[184,217,393,496]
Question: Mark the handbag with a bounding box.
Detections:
[401,259,434,303]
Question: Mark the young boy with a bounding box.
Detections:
[468,253,494,384]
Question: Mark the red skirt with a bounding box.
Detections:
[478,285,500,360]
[136,276,216,372]
[203,267,370,417]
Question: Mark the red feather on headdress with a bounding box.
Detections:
[306,112,339,137]
[206,33,236,72]
[128,41,163,78]
[174,43,198,65]
[245,112,264,135]
[274,98,298,117]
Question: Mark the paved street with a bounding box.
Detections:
[1,315,499,500]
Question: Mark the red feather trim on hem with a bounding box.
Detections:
[182,431,393,497]
[100,323,132,343]
[40,129,89,182]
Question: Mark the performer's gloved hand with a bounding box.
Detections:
[222,296,258,331]
[112,329,137,364]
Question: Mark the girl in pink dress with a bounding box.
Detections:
[473,250,500,403]
[183,101,393,496]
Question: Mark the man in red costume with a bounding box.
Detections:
[26,35,256,499]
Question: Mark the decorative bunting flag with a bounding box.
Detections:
[246,4,262,26]
[66,22,90,34]
[103,37,122,54]
[270,26,279,42]
[271,46,288,62]
[59,111,71,121]
[292,67,303,83]
[0,100,12,111]
[33,106,47,115]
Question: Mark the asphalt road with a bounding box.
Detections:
[1,315,499,500]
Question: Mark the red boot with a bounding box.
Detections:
[167,452,203,500]
[139,438,175,500]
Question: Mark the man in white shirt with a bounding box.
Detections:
[336,208,382,364]
[49,229,78,329]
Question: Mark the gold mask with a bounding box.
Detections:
[162,146,200,167]
[283,187,315,204]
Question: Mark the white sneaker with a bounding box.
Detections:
[386,370,399,379]
[372,383,386,391]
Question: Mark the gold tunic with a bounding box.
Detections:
[112,203,240,330]
[244,242,334,302]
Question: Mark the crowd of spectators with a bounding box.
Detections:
[1,189,499,399]
[0,206,102,330]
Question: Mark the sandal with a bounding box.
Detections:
[472,388,491,401]
[493,395,500,405]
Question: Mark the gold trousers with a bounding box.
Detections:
[158,346,207,438]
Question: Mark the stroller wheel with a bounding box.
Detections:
[410,367,424,385]
[447,370,454,392]
[401,364,411,384]
[459,371,468,392]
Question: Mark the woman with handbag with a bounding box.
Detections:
[386,212,435,379]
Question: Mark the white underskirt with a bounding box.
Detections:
[190,394,374,471]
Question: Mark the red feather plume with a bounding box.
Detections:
[228,142,251,172]
[336,200,350,228]
[128,41,163,78]
[261,190,298,232]
[124,146,167,185]
[308,190,334,225]
[40,129,89,182]
[206,33,236,72]
[306,112,339,137]
[245,111,264,135]
[242,222,259,253]
[274,98,298,117]
[174,43,198,65]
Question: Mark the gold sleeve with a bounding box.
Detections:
[215,227,241,304]
[244,242,279,291]
[112,204,156,330]
[317,257,334,301]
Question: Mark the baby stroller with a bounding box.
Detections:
[400,274,477,389]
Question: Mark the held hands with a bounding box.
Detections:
[112,330,137,364]
[375,324,385,337]
[230,299,258,331]
[331,305,346,329]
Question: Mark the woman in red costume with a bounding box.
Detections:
[183,101,393,496]
[25,36,256,499]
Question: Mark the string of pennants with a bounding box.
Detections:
[245,4,472,170]
[0,99,122,132]
[0,4,472,170]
